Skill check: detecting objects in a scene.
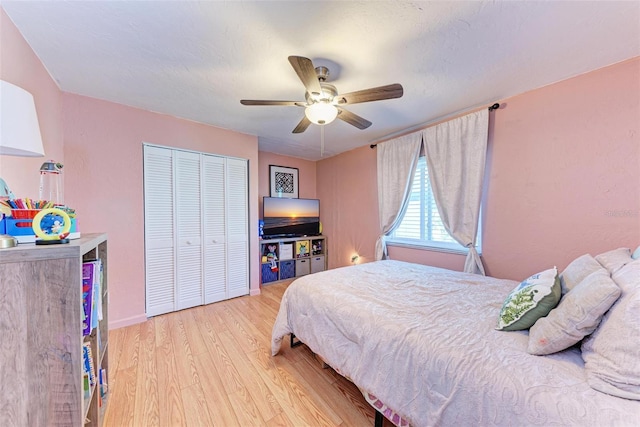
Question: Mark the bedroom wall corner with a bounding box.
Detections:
[63,93,260,329]
[317,57,639,281]
[257,150,317,210]
[317,145,380,269]
[0,8,63,199]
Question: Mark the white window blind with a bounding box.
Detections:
[390,157,478,252]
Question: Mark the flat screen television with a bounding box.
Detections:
[262,197,320,239]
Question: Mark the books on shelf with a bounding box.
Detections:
[279,243,293,260]
[81,253,108,417]
[82,259,103,336]
[99,368,108,400]
[82,342,96,387]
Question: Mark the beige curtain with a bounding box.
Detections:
[422,109,489,274]
[375,133,422,260]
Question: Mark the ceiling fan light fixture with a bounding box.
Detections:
[305,102,338,125]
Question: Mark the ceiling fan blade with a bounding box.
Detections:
[292,116,312,133]
[337,107,372,130]
[240,100,301,106]
[336,83,404,105]
[288,56,322,96]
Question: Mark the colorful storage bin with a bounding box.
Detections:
[5,217,78,243]
[11,209,41,219]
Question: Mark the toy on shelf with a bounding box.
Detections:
[1,200,80,244]
[265,244,278,272]
[32,208,71,245]
[296,240,310,258]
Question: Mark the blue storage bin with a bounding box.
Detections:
[6,217,77,236]
[6,218,34,236]
[0,215,5,234]
[280,260,295,279]
[261,263,279,283]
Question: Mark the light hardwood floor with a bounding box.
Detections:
[103,281,388,426]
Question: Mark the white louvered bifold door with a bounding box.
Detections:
[144,145,176,317]
[145,146,249,316]
[202,155,227,304]
[226,158,249,299]
[175,150,203,311]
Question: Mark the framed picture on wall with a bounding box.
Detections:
[269,165,299,198]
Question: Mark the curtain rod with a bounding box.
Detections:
[369,103,500,149]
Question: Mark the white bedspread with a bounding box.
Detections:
[272,260,640,426]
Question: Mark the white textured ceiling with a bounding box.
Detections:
[3,1,639,160]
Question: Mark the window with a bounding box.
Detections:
[388,157,481,253]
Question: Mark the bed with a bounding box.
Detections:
[272,258,640,426]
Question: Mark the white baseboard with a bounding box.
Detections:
[109,313,148,330]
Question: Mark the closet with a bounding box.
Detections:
[143,144,249,317]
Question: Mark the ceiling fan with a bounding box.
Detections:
[240,56,404,133]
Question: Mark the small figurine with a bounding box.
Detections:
[298,242,308,256]
[266,244,278,272]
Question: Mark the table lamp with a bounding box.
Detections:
[0,80,45,248]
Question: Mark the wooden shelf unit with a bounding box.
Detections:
[0,233,109,426]
[260,235,326,284]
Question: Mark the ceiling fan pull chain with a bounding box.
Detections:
[321,125,325,157]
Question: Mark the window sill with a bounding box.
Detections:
[386,239,481,256]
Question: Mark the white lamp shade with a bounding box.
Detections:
[305,102,338,125]
[0,80,45,157]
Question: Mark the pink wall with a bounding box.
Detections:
[482,57,639,279]
[0,9,63,199]
[63,94,260,328]
[258,151,317,213]
[2,7,261,329]
[317,146,380,268]
[318,57,640,280]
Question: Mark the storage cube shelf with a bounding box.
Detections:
[260,236,326,284]
[0,233,109,426]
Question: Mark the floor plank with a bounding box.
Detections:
[133,319,160,427]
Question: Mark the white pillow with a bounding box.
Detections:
[559,254,602,295]
[527,267,620,355]
[581,258,640,400]
[595,247,632,275]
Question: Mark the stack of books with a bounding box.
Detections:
[82,260,103,336]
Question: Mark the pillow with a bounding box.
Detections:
[559,254,602,295]
[632,245,640,260]
[496,267,561,331]
[595,247,632,275]
[581,258,640,400]
[527,267,620,355]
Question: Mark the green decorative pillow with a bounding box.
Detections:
[496,267,561,331]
